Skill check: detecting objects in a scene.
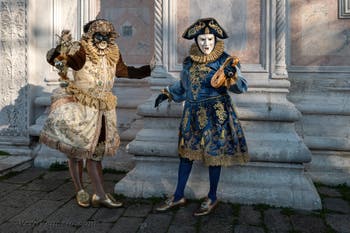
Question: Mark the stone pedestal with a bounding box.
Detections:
[115,74,321,210]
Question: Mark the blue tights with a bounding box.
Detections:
[173,158,221,202]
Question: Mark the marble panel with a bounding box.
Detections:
[290,0,350,66]
[97,0,154,65]
[176,0,261,65]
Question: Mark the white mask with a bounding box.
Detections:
[197,34,215,55]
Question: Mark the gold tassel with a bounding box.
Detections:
[201,137,205,146]
[180,138,184,146]
[221,129,225,139]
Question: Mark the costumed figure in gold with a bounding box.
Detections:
[154,18,249,216]
[41,19,151,208]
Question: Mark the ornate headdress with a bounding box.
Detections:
[82,19,119,42]
[80,19,120,65]
[182,18,228,40]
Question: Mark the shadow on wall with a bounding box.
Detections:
[0,84,50,144]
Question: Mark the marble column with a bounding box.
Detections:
[0,0,31,155]
[115,0,321,210]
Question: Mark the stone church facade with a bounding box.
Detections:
[0,0,349,209]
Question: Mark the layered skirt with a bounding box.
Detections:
[40,87,120,160]
[178,95,249,166]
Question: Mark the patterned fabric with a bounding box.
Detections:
[40,42,120,160]
[168,45,249,166]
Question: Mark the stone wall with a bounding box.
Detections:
[0,0,30,154]
[288,0,350,185]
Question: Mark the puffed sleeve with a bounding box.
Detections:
[115,54,151,78]
[46,43,86,71]
[228,66,248,94]
[168,78,186,102]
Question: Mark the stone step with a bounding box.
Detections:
[0,155,33,176]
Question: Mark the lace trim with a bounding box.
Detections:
[40,132,120,160]
[190,40,224,63]
[65,83,117,111]
[81,39,120,66]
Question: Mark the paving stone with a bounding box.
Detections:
[0,182,21,198]
[0,190,46,208]
[317,187,342,197]
[75,222,113,233]
[325,214,350,233]
[21,178,66,192]
[290,215,327,233]
[234,225,265,233]
[138,213,172,233]
[198,203,235,233]
[0,155,32,176]
[0,205,23,224]
[323,198,350,213]
[263,209,291,233]
[212,202,234,218]
[46,199,97,226]
[32,222,77,233]
[10,200,63,224]
[42,171,71,181]
[238,206,261,226]
[44,182,75,201]
[90,207,124,223]
[0,222,34,233]
[103,173,125,182]
[110,217,143,233]
[171,202,198,226]
[124,203,153,217]
[199,211,234,233]
[4,168,45,184]
[168,225,196,233]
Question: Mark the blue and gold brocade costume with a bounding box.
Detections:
[168,41,249,166]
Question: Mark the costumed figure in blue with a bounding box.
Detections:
[41,19,151,208]
[155,18,249,216]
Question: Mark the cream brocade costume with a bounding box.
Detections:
[40,38,150,160]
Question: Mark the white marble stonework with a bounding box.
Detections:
[0,0,349,209]
[288,0,350,185]
[0,0,31,155]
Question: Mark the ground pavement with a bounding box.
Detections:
[0,167,349,233]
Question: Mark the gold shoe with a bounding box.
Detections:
[76,189,90,208]
[193,198,218,216]
[91,193,123,208]
[156,196,186,212]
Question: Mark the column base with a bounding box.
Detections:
[115,157,321,210]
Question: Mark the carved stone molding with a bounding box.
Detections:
[0,0,29,139]
[339,0,350,19]
[154,0,163,68]
[273,0,288,78]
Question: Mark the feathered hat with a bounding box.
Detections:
[182,17,228,40]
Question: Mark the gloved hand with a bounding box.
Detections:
[154,93,169,108]
[224,60,237,79]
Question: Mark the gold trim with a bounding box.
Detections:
[187,21,206,38]
[208,20,224,37]
[178,147,249,167]
[161,88,173,101]
[39,132,120,160]
[65,83,117,111]
[190,41,224,63]
[81,39,120,66]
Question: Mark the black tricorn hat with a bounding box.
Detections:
[182,17,228,40]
